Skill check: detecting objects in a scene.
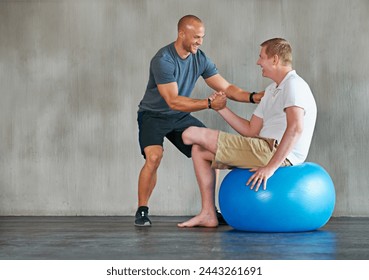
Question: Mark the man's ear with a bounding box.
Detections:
[178,30,185,39]
[273,54,279,65]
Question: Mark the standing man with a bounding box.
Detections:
[136,15,263,226]
[178,38,317,228]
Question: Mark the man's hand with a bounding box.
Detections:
[253,91,265,104]
[208,91,227,110]
[246,165,276,191]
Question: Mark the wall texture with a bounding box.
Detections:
[0,0,368,216]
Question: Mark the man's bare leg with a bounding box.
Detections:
[178,127,220,228]
[138,145,163,206]
[135,145,163,226]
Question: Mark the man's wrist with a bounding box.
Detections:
[207,98,212,109]
[249,92,256,104]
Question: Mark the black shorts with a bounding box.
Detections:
[137,111,206,158]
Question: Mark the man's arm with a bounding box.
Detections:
[265,106,304,170]
[158,82,226,112]
[247,106,305,191]
[204,74,264,103]
[217,107,263,137]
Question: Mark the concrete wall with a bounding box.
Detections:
[0,0,368,216]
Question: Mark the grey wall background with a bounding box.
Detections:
[0,0,368,216]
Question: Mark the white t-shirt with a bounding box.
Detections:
[253,70,317,165]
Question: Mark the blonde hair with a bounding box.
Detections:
[261,38,292,66]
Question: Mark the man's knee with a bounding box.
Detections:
[145,148,163,168]
[191,143,202,154]
[182,126,199,145]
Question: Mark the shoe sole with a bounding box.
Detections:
[134,221,152,227]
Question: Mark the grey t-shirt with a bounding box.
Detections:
[138,42,218,115]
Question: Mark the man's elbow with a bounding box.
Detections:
[286,123,303,138]
[292,125,304,138]
[167,102,176,110]
[164,98,180,110]
[167,102,181,111]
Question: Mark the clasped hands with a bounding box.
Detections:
[208,91,227,110]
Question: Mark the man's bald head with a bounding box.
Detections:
[177,15,203,32]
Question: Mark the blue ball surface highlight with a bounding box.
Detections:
[219,162,335,232]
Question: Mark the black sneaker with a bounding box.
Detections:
[134,206,152,227]
[216,208,228,226]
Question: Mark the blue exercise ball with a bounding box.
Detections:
[219,162,335,232]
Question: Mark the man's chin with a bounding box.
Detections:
[191,47,199,54]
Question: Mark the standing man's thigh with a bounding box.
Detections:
[138,111,172,158]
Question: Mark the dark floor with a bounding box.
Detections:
[0,216,368,260]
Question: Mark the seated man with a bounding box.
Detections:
[178,38,317,228]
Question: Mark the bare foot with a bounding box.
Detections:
[177,213,218,228]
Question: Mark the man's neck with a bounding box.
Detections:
[275,67,293,87]
[174,40,190,59]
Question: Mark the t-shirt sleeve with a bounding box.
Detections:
[284,79,308,112]
[201,56,218,79]
[253,94,266,118]
[151,55,176,85]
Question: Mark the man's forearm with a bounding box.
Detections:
[225,85,264,103]
[166,96,209,112]
[166,94,226,112]
[267,129,302,170]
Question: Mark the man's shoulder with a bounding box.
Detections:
[153,42,175,60]
[287,71,308,85]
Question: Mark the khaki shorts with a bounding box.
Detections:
[211,131,291,169]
